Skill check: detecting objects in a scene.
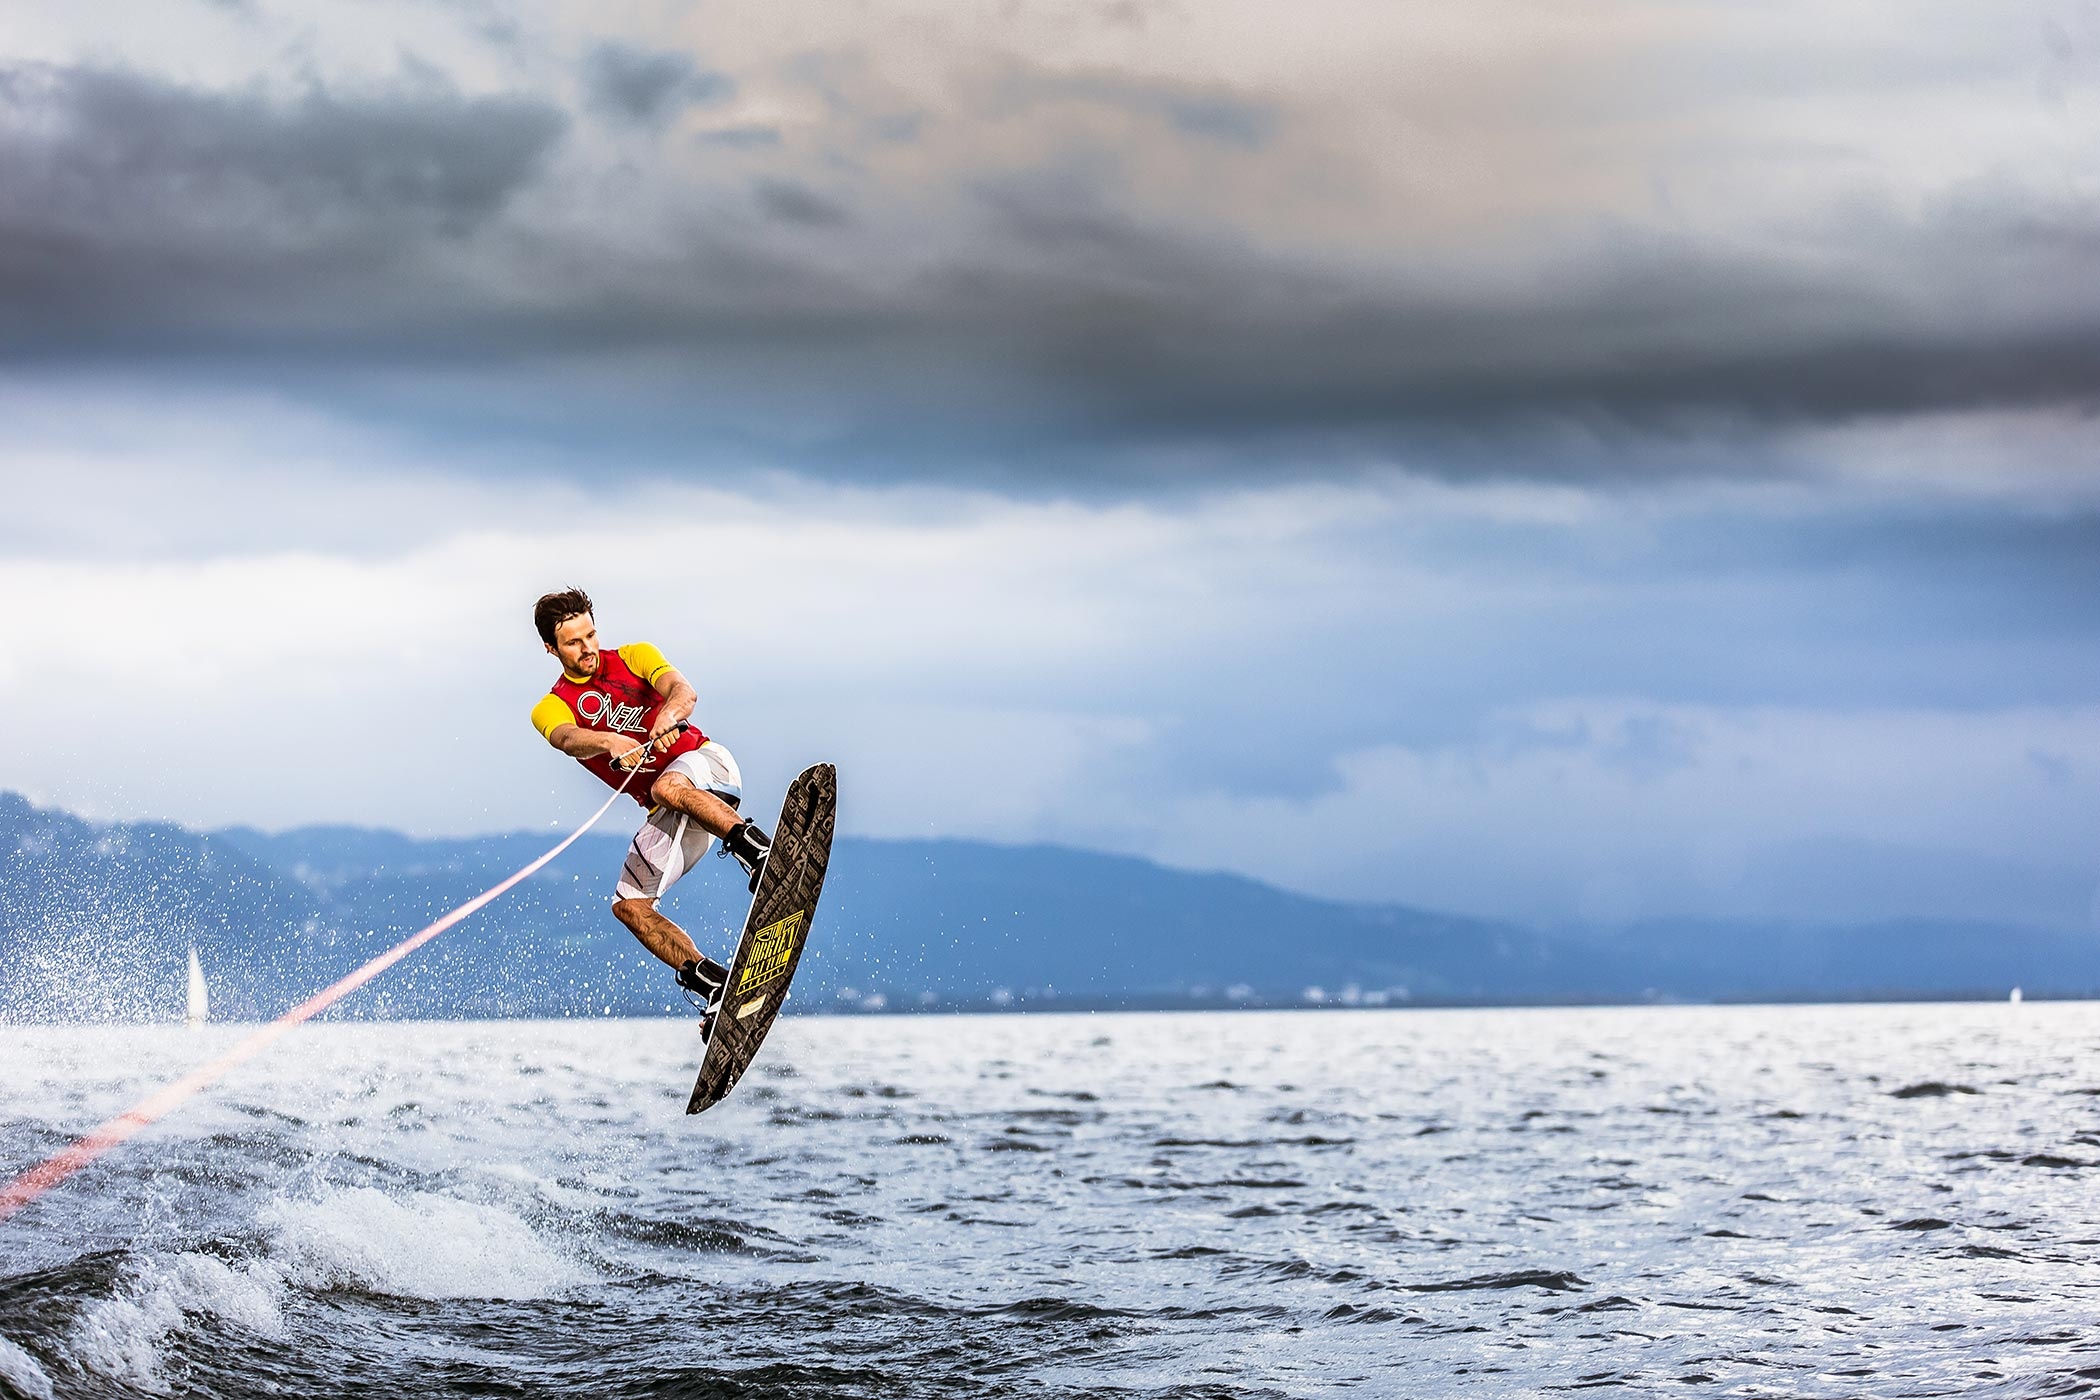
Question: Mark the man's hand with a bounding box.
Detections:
[649,713,690,753]
[607,734,649,771]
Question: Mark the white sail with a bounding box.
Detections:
[186,946,209,1027]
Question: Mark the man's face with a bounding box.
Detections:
[547,613,599,676]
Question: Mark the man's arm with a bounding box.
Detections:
[532,693,647,767]
[646,667,698,750]
[545,722,647,766]
[612,642,697,752]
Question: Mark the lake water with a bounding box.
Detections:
[2,1003,2097,1397]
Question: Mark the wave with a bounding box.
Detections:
[0,1182,597,1395]
[261,1187,597,1301]
[0,1333,54,1400]
[0,1250,287,1396]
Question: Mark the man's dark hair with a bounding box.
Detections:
[534,587,594,646]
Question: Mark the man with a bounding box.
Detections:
[529,587,770,1024]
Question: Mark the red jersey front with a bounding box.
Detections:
[531,642,707,806]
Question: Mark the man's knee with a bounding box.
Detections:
[647,771,694,809]
[611,897,652,931]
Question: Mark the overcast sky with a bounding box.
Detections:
[1,0,2095,931]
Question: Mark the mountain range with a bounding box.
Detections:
[2,790,2094,1022]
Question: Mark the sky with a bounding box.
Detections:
[0,0,2095,931]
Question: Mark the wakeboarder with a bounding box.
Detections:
[529,587,770,1021]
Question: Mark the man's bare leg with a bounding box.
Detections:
[648,771,744,838]
[612,897,704,971]
[608,772,750,971]
[652,768,771,891]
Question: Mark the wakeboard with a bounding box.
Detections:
[686,762,837,1114]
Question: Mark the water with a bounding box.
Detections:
[2,1004,2097,1398]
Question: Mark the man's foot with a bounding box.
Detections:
[675,956,729,1039]
[718,820,772,893]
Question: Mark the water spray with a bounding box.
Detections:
[0,724,688,1223]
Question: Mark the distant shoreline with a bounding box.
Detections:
[9,790,2096,1022]
[3,990,2089,1030]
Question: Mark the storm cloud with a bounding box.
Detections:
[0,0,2094,483]
[0,63,567,347]
[579,42,730,126]
[0,3,2093,927]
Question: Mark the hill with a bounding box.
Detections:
[2,792,2093,1021]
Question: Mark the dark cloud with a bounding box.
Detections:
[754,178,852,227]
[1,65,563,228]
[966,67,1281,151]
[873,168,2100,474]
[1,58,2096,486]
[1161,95,1275,148]
[579,42,731,127]
[0,63,566,345]
[698,125,782,149]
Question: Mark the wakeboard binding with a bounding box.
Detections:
[675,956,729,1039]
[718,820,773,893]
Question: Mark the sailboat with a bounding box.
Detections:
[185,946,210,1028]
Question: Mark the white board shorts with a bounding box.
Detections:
[613,740,744,902]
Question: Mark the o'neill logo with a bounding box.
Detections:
[575,691,650,734]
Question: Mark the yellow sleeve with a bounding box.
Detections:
[531,694,577,741]
[618,642,674,685]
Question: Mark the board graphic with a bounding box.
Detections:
[686,762,837,1114]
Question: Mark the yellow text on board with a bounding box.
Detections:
[737,909,808,996]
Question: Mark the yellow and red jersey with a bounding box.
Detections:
[532,642,708,805]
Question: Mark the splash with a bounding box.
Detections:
[0,1335,54,1400]
[63,1253,285,1394]
[263,1187,597,1301]
[0,772,645,1223]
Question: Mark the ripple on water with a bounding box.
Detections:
[3,1005,2099,1398]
